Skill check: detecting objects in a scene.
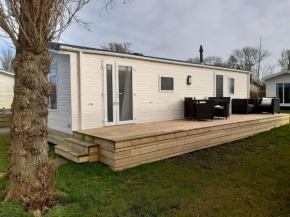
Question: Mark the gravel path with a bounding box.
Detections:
[0,128,9,134]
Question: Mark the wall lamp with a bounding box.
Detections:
[187,75,192,85]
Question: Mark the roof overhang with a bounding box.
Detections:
[50,43,250,75]
[264,71,290,81]
[0,69,14,77]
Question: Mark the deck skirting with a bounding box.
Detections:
[55,114,289,170]
[95,115,289,170]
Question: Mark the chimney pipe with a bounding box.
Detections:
[199,45,203,64]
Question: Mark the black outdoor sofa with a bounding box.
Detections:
[232,97,280,115]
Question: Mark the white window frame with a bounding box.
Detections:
[229,77,235,95]
[48,62,58,111]
[277,82,290,104]
[102,60,136,126]
[159,75,174,93]
[116,62,136,125]
[213,72,225,97]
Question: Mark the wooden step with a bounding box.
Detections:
[55,145,89,163]
[64,137,99,154]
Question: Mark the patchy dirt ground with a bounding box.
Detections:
[0,128,9,135]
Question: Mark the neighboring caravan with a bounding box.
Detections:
[0,69,14,110]
[48,43,251,144]
[264,71,290,108]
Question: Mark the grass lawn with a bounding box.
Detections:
[0,123,290,217]
[0,121,10,128]
[281,110,290,114]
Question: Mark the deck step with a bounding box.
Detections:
[64,137,99,154]
[55,145,89,163]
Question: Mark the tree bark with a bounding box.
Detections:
[3,48,57,213]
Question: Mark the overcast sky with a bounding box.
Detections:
[7,0,290,72]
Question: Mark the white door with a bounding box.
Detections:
[103,61,135,126]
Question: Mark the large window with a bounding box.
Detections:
[159,75,174,92]
[284,83,290,103]
[229,78,235,95]
[276,83,290,104]
[276,83,283,103]
[49,64,57,110]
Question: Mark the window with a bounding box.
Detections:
[275,83,290,104]
[276,83,283,103]
[229,78,235,95]
[284,83,290,103]
[49,64,57,110]
[159,76,174,92]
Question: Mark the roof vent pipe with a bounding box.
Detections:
[199,45,204,64]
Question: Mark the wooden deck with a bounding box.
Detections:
[55,114,289,170]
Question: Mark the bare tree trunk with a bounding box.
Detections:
[4,49,57,214]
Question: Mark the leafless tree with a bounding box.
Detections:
[252,38,272,97]
[0,0,132,216]
[101,42,133,53]
[230,46,270,72]
[187,57,200,64]
[187,56,225,67]
[226,54,239,69]
[0,47,14,72]
[278,49,290,71]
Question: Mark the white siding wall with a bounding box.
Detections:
[48,52,72,134]
[67,51,249,131]
[266,73,290,106]
[0,72,14,109]
[69,52,80,131]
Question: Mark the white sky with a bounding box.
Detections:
[2,0,290,73]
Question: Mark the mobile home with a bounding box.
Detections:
[48,43,275,170]
[0,69,14,110]
[264,71,290,108]
[48,43,250,138]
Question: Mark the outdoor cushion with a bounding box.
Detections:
[214,105,224,109]
[260,98,272,106]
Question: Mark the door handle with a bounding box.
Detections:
[118,93,123,95]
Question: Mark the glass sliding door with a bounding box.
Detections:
[118,66,133,122]
[276,83,283,103]
[116,64,135,125]
[106,64,114,123]
[103,61,135,126]
[103,62,116,126]
[284,83,290,103]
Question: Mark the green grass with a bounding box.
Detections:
[1,124,290,217]
[0,121,10,128]
[281,110,290,114]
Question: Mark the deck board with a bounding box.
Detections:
[77,114,288,142]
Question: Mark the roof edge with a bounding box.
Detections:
[52,43,250,74]
[264,71,290,80]
[0,69,14,76]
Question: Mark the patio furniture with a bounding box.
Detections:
[193,99,214,120]
[184,98,214,120]
[232,99,256,114]
[184,97,195,119]
[208,97,230,119]
[256,97,280,114]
